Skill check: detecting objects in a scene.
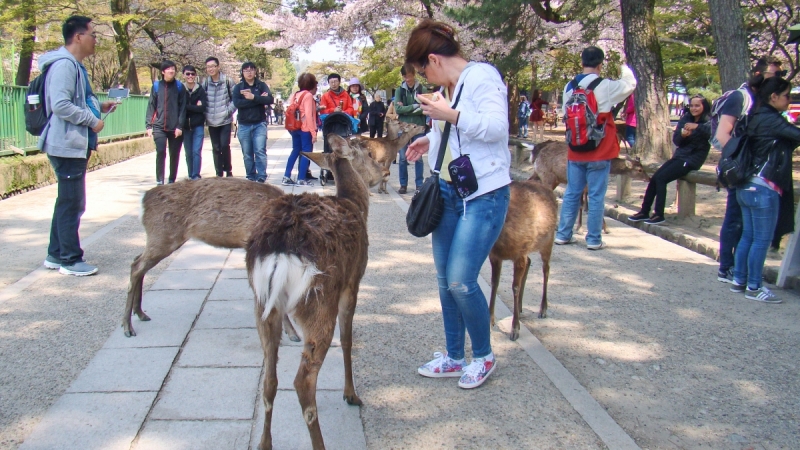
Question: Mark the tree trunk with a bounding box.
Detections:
[14,7,36,86]
[708,0,750,92]
[620,0,672,162]
[110,0,140,94]
[508,78,519,133]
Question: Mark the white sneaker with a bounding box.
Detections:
[554,236,577,245]
[418,352,465,378]
[458,355,496,389]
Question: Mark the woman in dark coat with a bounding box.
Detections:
[368,92,387,138]
[729,77,800,303]
[629,94,712,225]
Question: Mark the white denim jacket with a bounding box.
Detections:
[426,62,512,202]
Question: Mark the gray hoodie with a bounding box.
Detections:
[36,47,101,158]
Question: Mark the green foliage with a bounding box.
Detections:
[655,0,719,90]
[291,0,344,17]
[358,27,404,94]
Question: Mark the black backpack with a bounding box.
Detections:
[25,65,52,136]
[716,118,757,188]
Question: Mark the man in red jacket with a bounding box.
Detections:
[320,73,354,116]
[554,46,636,250]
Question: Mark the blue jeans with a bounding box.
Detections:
[431,182,510,360]
[625,125,636,148]
[183,125,204,179]
[734,183,779,289]
[518,120,528,137]
[399,133,426,188]
[47,152,89,265]
[719,188,743,273]
[285,130,313,181]
[556,160,611,246]
[238,122,268,181]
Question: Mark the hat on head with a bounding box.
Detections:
[348,77,361,87]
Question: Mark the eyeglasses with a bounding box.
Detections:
[79,32,97,39]
[184,73,196,77]
[205,64,218,69]
[417,64,427,80]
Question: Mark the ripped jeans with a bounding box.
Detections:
[431,181,510,360]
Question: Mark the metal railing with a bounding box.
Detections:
[0,85,150,156]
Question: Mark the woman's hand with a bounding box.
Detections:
[416,94,459,124]
[406,136,430,163]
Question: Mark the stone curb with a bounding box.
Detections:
[509,168,798,291]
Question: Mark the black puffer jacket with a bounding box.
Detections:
[671,114,711,170]
[746,105,800,193]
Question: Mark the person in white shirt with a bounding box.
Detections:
[554,46,636,250]
[405,19,511,390]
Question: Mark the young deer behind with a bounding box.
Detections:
[489,177,558,341]
[246,134,368,450]
[351,121,427,194]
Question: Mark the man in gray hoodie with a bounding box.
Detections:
[38,16,117,276]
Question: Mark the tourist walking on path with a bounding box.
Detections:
[274,100,284,125]
[628,94,711,225]
[232,62,273,183]
[714,57,783,284]
[405,20,511,389]
[181,64,207,180]
[623,93,636,148]
[394,65,428,194]
[282,73,319,187]
[348,77,369,134]
[528,89,547,142]
[203,57,236,177]
[729,77,800,304]
[320,73,354,116]
[554,46,636,250]
[146,60,186,185]
[516,95,530,138]
[368,92,386,138]
[39,15,117,276]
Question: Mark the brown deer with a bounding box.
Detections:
[351,121,427,194]
[530,140,649,233]
[488,178,558,341]
[123,146,387,338]
[246,134,367,450]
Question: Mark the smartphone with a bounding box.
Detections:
[108,88,129,99]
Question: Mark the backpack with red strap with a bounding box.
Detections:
[285,91,310,131]
[564,76,604,152]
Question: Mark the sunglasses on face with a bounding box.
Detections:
[184,73,196,76]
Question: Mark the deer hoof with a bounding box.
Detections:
[136,311,151,321]
[287,333,301,342]
[123,326,136,338]
[343,393,363,406]
[538,312,547,319]
[509,329,519,341]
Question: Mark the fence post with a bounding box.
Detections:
[616,175,631,201]
[677,179,696,218]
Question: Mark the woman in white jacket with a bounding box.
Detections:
[406,19,511,389]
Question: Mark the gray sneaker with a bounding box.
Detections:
[554,236,577,245]
[43,255,61,270]
[59,261,98,276]
[296,180,314,187]
[729,282,746,293]
[745,286,781,304]
[587,242,607,250]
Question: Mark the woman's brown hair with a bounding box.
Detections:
[405,20,461,67]
[297,73,318,91]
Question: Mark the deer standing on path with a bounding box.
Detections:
[530,140,649,233]
[246,134,367,450]
[489,178,558,341]
[123,144,387,338]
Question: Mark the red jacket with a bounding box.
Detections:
[321,88,354,116]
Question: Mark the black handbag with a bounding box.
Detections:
[406,86,463,237]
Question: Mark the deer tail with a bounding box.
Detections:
[251,254,321,321]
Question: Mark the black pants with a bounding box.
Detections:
[209,124,233,176]
[153,129,184,183]
[47,152,89,265]
[369,121,384,138]
[640,158,694,217]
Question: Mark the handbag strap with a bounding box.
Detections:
[433,84,464,173]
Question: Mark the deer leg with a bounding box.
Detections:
[255,307,283,450]
[488,256,502,328]
[576,188,589,232]
[283,314,301,342]
[510,256,531,341]
[338,287,363,406]
[602,217,609,234]
[539,245,552,319]
[124,240,185,337]
[295,316,336,450]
